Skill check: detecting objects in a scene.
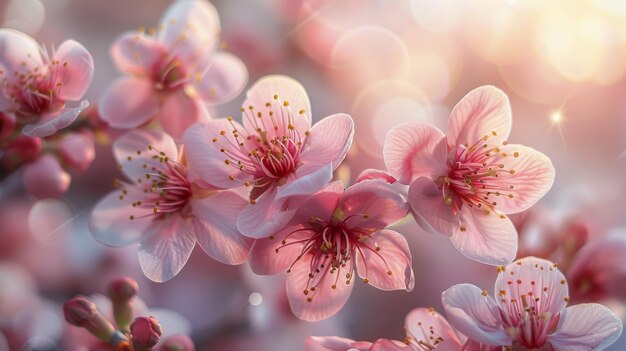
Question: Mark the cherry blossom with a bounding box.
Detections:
[184,75,354,238]
[384,86,555,265]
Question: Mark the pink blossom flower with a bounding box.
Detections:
[98,0,248,139]
[442,256,623,350]
[249,179,413,321]
[567,232,626,303]
[0,28,93,137]
[384,86,555,265]
[183,75,354,238]
[305,308,465,351]
[89,129,252,282]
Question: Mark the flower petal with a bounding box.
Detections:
[339,179,408,230]
[286,256,354,321]
[22,100,88,137]
[371,339,412,351]
[442,284,509,346]
[549,304,623,351]
[275,162,333,204]
[291,180,344,224]
[405,308,464,351]
[383,122,448,184]
[299,113,354,170]
[98,77,159,129]
[494,257,567,316]
[304,336,372,351]
[111,31,164,75]
[53,39,94,101]
[190,190,252,265]
[89,188,153,247]
[355,229,414,291]
[450,206,517,265]
[355,169,396,184]
[248,224,314,275]
[113,129,178,182]
[0,29,43,83]
[407,177,456,236]
[158,0,220,70]
[157,89,209,140]
[138,215,196,282]
[447,86,512,148]
[485,144,555,214]
[241,75,311,138]
[196,52,248,104]
[183,119,253,189]
[237,187,297,239]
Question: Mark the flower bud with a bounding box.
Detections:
[130,316,162,351]
[108,277,138,331]
[0,112,16,140]
[159,335,195,351]
[2,135,42,169]
[58,132,95,172]
[63,296,117,342]
[23,154,71,198]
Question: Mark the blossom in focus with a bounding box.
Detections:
[249,179,413,321]
[384,86,555,265]
[89,130,252,282]
[0,28,93,137]
[184,75,354,239]
[98,0,248,139]
[442,256,623,350]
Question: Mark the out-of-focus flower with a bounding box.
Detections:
[89,129,252,282]
[58,132,96,172]
[249,179,413,321]
[305,307,465,351]
[130,316,162,351]
[442,256,623,350]
[384,86,555,265]
[22,153,71,198]
[184,75,354,239]
[98,0,247,139]
[0,28,93,137]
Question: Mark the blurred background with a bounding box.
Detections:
[1,0,625,350]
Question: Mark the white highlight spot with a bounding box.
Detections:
[550,111,563,124]
[249,292,263,306]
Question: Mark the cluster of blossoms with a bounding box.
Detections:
[1,0,624,350]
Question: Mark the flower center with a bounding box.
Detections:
[440,134,517,215]
[211,95,309,202]
[153,57,188,91]
[404,309,448,350]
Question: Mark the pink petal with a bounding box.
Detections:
[275,162,333,204]
[0,29,43,82]
[196,52,248,104]
[299,113,354,170]
[355,169,396,184]
[241,75,311,139]
[113,129,178,182]
[404,308,464,351]
[549,304,623,351]
[383,122,448,185]
[339,179,408,229]
[157,89,209,140]
[98,77,159,129]
[304,336,372,351]
[248,224,313,275]
[355,229,414,291]
[22,154,70,198]
[138,215,196,282]
[291,181,344,224]
[370,339,412,351]
[89,187,153,247]
[52,39,94,101]
[237,187,297,239]
[58,132,95,172]
[22,100,89,137]
[190,190,252,265]
[183,119,253,189]
[494,257,568,316]
[450,206,517,265]
[441,284,509,346]
[447,86,512,149]
[111,31,164,75]
[157,0,220,70]
[407,177,456,236]
[485,144,555,214]
[286,257,354,321]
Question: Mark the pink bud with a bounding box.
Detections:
[108,277,139,331]
[58,132,95,171]
[158,335,195,351]
[0,112,16,140]
[23,155,71,198]
[63,296,117,342]
[2,135,42,169]
[131,316,162,351]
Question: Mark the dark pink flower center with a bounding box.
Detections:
[439,134,517,216]
[211,96,309,202]
[152,57,188,91]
